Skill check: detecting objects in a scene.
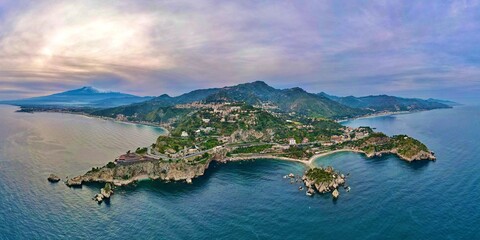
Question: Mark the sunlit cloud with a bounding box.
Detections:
[0,0,479,102]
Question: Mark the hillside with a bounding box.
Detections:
[94,81,367,121]
[1,86,152,108]
[318,93,451,112]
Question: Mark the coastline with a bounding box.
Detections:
[307,149,365,164]
[336,110,416,123]
[11,105,449,134]
[66,143,434,188]
[14,107,170,133]
[223,149,365,167]
[337,107,454,123]
[221,155,310,165]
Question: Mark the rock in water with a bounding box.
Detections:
[94,194,104,203]
[101,183,113,199]
[101,188,111,199]
[95,183,114,204]
[66,176,83,187]
[332,189,339,199]
[47,174,61,183]
[186,178,192,184]
[306,188,315,197]
[288,173,295,178]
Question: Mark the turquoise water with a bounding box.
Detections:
[0,105,479,239]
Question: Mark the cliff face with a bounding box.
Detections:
[362,149,436,162]
[67,159,212,187]
[353,133,436,162]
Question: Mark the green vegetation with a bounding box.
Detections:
[135,147,148,154]
[106,162,116,169]
[345,132,430,158]
[392,135,429,158]
[92,105,194,124]
[282,146,313,159]
[275,118,344,143]
[322,93,451,112]
[156,136,195,153]
[91,81,371,122]
[103,183,112,192]
[201,138,220,149]
[306,168,334,184]
[231,144,272,154]
[135,148,147,154]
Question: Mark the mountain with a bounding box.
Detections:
[93,81,368,120]
[318,93,452,112]
[203,81,365,118]
[1,87,153,108]
[426,98,461,107]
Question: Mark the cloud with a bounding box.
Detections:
[0,0,479,102]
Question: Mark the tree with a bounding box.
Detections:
[106,162,116,168]
[104,183,112,192]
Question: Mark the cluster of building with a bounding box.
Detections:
[115,151,155,165]
[175,102,224,109]
[115,114,127,121]
[329,127,370,144]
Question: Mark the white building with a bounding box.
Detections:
[181,131,189,137]
[288,138,297,146]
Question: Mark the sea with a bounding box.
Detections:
[0,104,479,240]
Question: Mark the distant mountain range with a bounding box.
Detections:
[92,81,368,120]
[318,92,454,112]
[0,86,153,108]
[92,81,455,121]
[1,81,457,120]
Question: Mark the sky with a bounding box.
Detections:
[0,0,479,103]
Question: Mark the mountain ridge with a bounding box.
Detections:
[318,92,453,112]
[93,81,368,120]
[1,86,153,108]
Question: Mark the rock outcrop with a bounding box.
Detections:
[302,167,347,199]
[67,159,212,187]
[66,176,83,187]
[351,133,436,162]
[47,174,61,183]
[362,149,436,162]
[332,189,339,199]
[94,183,114,203]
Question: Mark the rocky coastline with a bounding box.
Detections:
[66,146,434,189]
[66,159,212,187]
[361,148,436,162]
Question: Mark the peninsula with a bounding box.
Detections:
[66,101,435,188]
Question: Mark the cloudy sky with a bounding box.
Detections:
[0,0,479,103]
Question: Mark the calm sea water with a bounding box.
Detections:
[0,105,479,240]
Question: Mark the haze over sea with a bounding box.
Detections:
[0,104,479,240]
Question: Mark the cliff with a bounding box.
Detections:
[362,149,436,162]
[66,159,212,187]
[349,133,436,162]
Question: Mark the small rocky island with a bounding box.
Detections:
[302,167,347,199]
[47,174,61,183]
[93,183,114,204]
